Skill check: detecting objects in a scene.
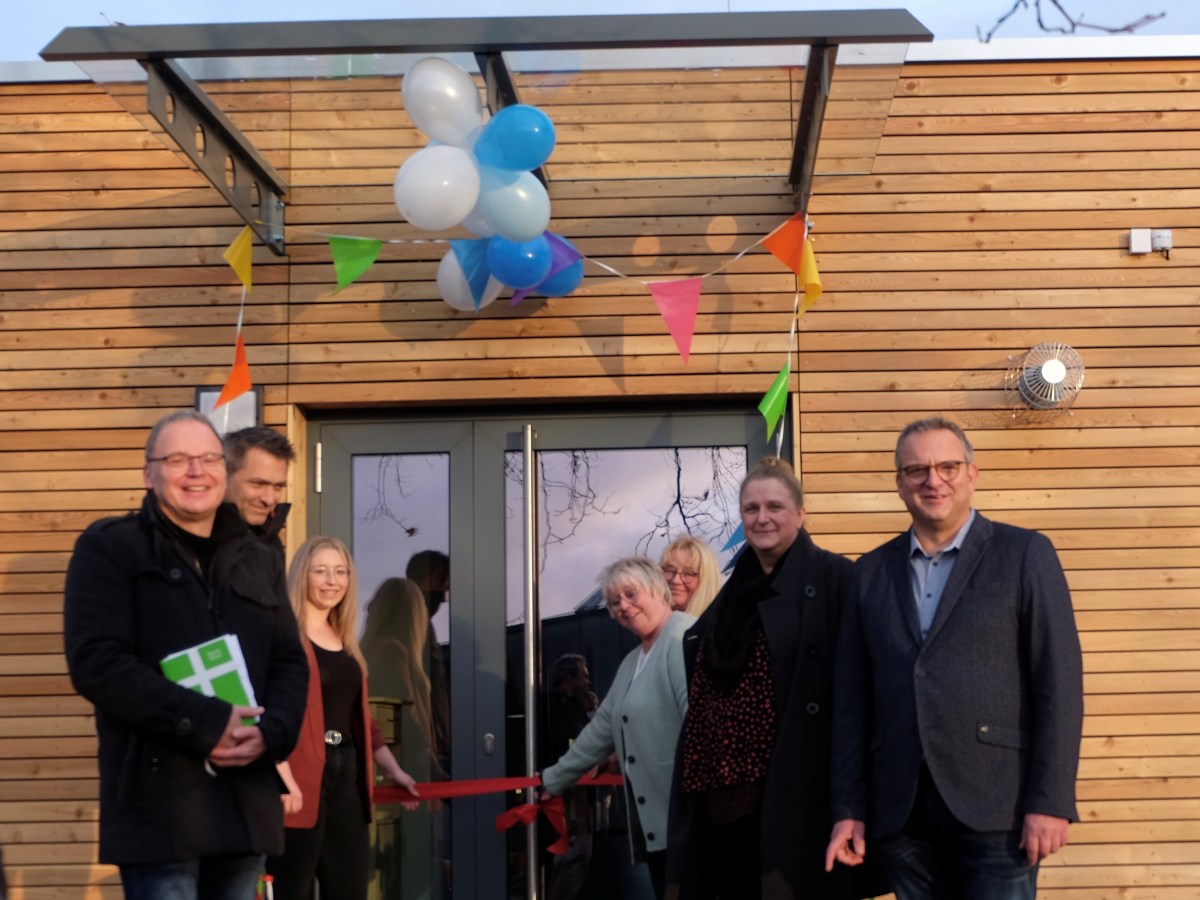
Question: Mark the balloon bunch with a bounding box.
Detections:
[394,57,584,311]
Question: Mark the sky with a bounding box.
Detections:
[9,0,1200,63]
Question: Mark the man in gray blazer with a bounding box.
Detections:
[825,417,1083,899]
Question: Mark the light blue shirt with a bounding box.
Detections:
[909,509,977,640]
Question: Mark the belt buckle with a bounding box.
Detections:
[324,729,343,746]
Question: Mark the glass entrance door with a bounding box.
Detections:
[311,410,771,900]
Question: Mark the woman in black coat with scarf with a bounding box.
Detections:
[665,457,887,900]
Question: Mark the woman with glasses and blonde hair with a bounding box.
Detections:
[267,536,419,900]
[659,535,722,618]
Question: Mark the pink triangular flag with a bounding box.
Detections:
[648,277,702,364]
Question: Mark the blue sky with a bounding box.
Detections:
[8,1,1200,63]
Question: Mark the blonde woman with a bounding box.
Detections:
[659,535,721,617]
[361,577,439,780]
[267,537,418,900]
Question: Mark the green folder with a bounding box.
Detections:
[161,634,260,724]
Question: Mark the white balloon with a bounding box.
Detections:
[460,198,496,238]
[402,57,484,146]
[478,167,551,243]
[393,145,480,232]
[437,249,503,311]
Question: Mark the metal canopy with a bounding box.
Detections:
[41,11,932,255]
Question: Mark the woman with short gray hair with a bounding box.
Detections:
[541,556,695,899]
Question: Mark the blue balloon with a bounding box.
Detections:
[475,104,557,172]
[487,235,553,290]
[536,260,583,297]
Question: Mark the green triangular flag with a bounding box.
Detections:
[329,236,383,292]
[758,361,790,439]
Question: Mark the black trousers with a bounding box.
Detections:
[267,744,369,900]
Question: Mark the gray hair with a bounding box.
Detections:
[223,426,295,473]
[145,410,222,460]
[894,416,974,468]
[598,556,671,617]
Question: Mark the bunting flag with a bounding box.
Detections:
[223,225,254,291]
[721,523,745,551]
[799,238,822,315]
[329,236,383,292]
[758,361,790,440]
[214,332,252,409]
[648,277,702,363]
[450,238,493,309]
[761,212,808,277]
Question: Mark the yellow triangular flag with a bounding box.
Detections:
[799,239,822,316]
[223,226,253,291]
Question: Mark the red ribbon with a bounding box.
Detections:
[496,794,570,854]
[373,772,624,856]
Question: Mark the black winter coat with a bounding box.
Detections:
[665,529,889,900]
[64,494,308,865]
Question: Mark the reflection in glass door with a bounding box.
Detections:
[502,447,747,898]
[354,453,451,900]
[311,411,770,900]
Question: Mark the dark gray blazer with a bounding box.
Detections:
[830,513,1083,837]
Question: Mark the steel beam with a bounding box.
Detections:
[143,59,288,254]
[789,44,837,213]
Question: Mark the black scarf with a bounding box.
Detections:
[698,543,791,691]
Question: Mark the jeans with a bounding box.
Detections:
[120,853,264,900]
[875,768,1037,900]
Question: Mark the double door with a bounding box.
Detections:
[309,408,770,898]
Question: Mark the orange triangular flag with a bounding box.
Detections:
[223,225,254,291]
[214,333,252,409]
[762,212,808,276]
[648,277,702,364]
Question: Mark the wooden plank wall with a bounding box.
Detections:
[0,53,1197,898]
[801,58,1200,898]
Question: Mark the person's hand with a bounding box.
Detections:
[208,706,267,767]
[1020,812,1069,865]
[281,787,303,816]
[585,691,599,712]
[386,766,421,812]
[825,818,866,871]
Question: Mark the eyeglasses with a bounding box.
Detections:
[661,566,699,582]
[898,460,966,485]
[147,452,226,470]
[606,585,647,611]
[309,566,351,581]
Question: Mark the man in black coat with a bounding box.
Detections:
[223,425,295,555]
[64,410,308,899]
[826,417,1083,899]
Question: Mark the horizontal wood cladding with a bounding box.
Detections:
[1,53,1198,899]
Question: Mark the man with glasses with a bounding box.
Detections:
[825,416,1083,900]
[64,410,308,899]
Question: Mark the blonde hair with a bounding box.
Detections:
[361,577,437,761]
[660,535,721,617]
[287,535,366,672]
